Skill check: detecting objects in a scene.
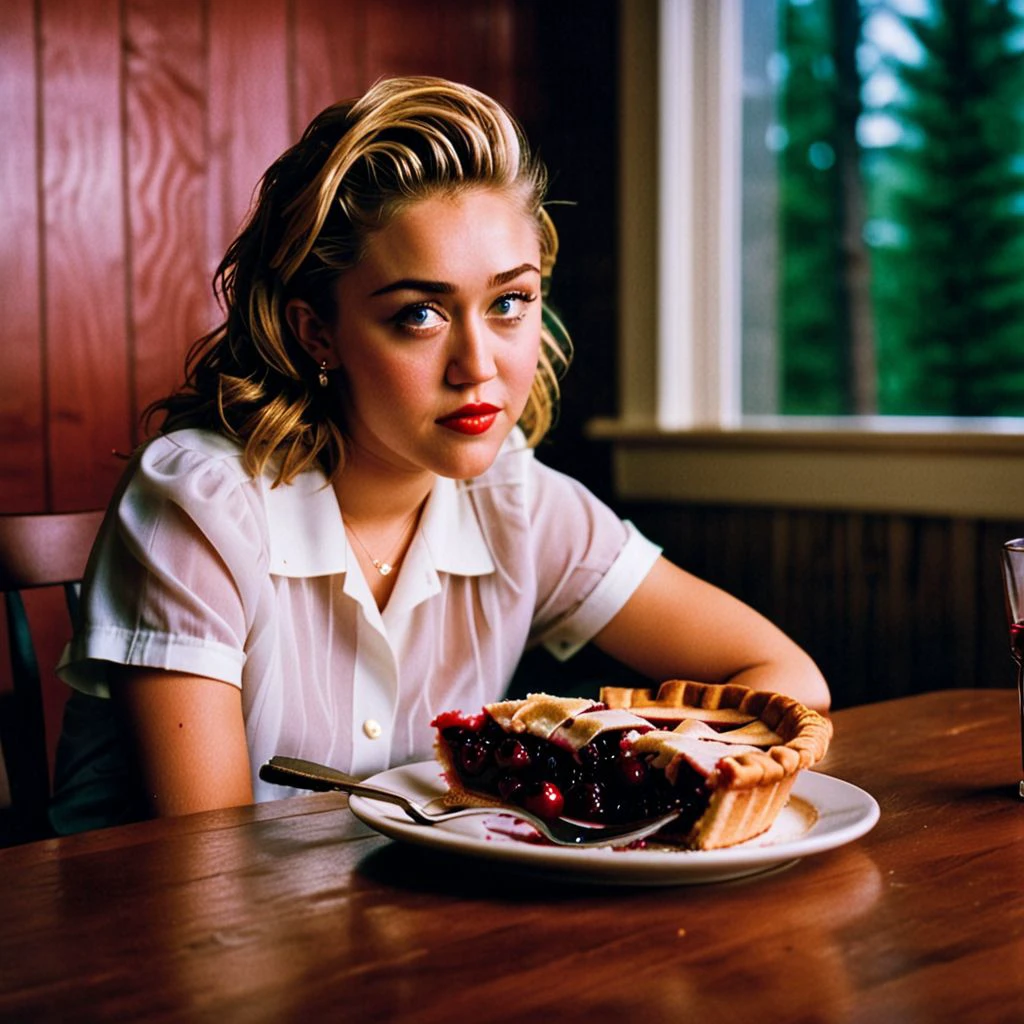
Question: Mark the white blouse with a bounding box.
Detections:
[59,428,661,801]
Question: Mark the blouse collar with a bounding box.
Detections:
[264,466,495,580]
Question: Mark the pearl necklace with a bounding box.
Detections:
[345,506,420,577]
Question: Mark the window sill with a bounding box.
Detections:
[586,418,1024,519]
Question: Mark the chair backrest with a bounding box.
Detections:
[0,510,104,844]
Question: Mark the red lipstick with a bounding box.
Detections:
[437,403,500,436]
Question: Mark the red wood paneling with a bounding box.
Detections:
[437,0,518,109]
[291,0,367,133]
[40,0,131,511]
[0,0,47,512]
[362,1,524,125]
[363,1,474,83]
[124,0,209,430]
[291,0,524,174]
[206,0,291,273]
[290,0,523,166]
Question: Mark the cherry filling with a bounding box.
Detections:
[434,712,708,832]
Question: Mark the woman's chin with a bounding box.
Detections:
[431,437,508,480]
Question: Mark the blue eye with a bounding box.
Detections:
[395,303,446,332]
[490,291,536,320]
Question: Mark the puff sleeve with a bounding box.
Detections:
[59,431,270,696]
[524,454,662,660]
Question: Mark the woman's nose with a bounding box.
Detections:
[445,318,497,386]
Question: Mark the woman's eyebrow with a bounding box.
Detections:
[490,263,540,286]
[371,278,454,296]
[370,263,540,297]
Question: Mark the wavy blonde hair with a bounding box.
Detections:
[149,76,572,485]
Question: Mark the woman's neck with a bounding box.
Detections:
[333,455,436,526]
[333,451,436,610]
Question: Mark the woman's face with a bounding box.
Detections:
[325,188,543,482]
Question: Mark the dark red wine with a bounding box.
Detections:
[1011,620,1024,663]
[1012,621,1024,797]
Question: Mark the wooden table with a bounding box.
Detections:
[1,689,1021,1023]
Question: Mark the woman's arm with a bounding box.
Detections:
[592,557,831,712]
[110,668,254,817]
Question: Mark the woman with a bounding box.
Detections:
[53,76,828,832]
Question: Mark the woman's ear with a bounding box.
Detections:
[285,299,336,367]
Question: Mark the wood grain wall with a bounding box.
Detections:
[0,0,536,516]
[621,504,1019,709]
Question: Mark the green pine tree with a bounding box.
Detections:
[777,0,872,414]
[868,0,1024,415]
[778,0,851,414]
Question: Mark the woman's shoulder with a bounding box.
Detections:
[136,427,262,486]
[124,428,261,519]
[141,427,247,469]
[109,428,276,570]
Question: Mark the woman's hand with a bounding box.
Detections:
[593,557,831,712]
[110,668,254,817]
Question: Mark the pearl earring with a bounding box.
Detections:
[318,360,329,388]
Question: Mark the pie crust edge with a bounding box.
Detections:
[602,680,832,849]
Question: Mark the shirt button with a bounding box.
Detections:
[363,719,383,740]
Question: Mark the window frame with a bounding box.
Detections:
[595,0,1024,519]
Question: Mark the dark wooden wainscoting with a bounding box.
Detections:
[618,503,1019,710]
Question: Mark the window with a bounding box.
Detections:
[596,0,1024,518]
[761,0,1024,419]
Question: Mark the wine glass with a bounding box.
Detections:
[1000,538,1024,798]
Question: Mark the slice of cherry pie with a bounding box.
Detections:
[431,680,832,849]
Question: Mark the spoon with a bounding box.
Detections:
[259,755,680,847]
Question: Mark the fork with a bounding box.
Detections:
[259,755,680,847]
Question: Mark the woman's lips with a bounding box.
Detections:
[437,404,501,436]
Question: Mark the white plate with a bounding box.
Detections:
[348,762,880,886]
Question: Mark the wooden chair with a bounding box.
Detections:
[0,510,104,844]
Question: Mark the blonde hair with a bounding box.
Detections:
[150,76,572,484]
